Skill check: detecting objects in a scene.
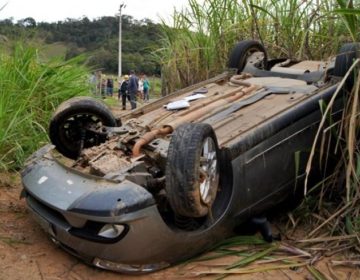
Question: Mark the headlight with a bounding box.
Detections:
[69,222,129,243]
[98,224,125,238]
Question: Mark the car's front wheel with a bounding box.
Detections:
[165,123,220,218]
[228,40,268,73]
[49,96,117,159]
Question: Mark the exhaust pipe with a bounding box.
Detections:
[132,80,259,157]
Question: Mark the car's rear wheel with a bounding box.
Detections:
[228,40,268,73]
[334,42,360,89]
[166,123,220,218]
[49,96,117,159]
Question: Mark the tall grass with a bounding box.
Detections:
[300,1,360,239]
[335,0,360,41]
[157,0,247,93]
[157,0,350,93]
[0,44,91,170]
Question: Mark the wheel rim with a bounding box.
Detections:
[199,137,219,205]
[245,47,266,68]
[59,113,107,154]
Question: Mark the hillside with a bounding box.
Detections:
[0,15,163,75]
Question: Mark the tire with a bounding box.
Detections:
[228,40,268,74]
[166,123,220,218]
[334,43,360,89]
[49,96,117,159]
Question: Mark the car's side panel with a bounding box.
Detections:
[227,85,339,158]
[228,86,344,218]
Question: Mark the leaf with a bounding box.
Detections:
[307,265,329,280]
[0,3,7,11]
[213,235,267,249]
[345,215,354,234]
[334,1,360,41]
[250,4,276,20]
[226,244,279,270]
[334,8,360,16]
[356,153,360,179]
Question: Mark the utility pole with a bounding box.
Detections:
[118,3,126,78]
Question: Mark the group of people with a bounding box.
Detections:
[101,78,114,97]
[118,71,150,110]
[89,71,115,97]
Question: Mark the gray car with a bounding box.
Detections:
[21,41,359,273]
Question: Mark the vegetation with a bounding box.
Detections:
[0,15,163,75]
[300,0,360,250]
[0,11,165,171]
[157,0,353,93]
[0,44,91,170]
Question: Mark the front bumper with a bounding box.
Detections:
[22,145,229,273]
[25,193,172,272]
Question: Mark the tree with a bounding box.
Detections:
[0,15,162,75]
[17,17,37,28]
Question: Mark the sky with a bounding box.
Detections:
[0,0,192,23]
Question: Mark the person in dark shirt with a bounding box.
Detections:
[106,78,114,96]
[118,75,130,110]
[101,78,106,98]
[128,70,139,110]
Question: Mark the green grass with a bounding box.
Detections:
[0,43,91,170]
[39,42,68,60]
[148,76,162,98]
[103,97,118,106]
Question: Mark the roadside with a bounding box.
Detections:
[103,95,157,120]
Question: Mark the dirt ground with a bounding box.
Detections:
[1,172,359,280]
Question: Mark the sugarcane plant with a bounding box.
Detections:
[0,44,91,170]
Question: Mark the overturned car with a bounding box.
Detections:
[21,41,359,273]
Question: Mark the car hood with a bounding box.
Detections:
[22,145,155,217]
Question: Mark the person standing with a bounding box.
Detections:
[138,75,144,100]
[128,70,139,110]
[101,77,106,98]
[106,78,114,97]
[143,75,150,102]
[118,75,130,110]
[89,72,97,94]
[95,71,102,96]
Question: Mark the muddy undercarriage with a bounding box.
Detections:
[59,64,331,228]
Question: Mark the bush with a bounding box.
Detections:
[0,44,91,170]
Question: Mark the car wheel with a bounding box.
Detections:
[166,123,220,218]
[228,40,268,73]
[49,96,117,159]
[334,42,360,89]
